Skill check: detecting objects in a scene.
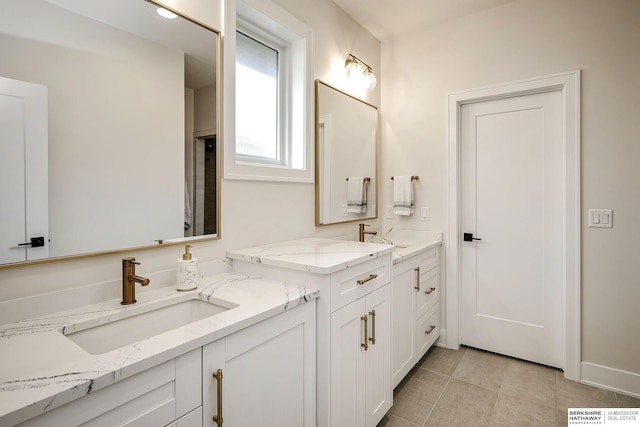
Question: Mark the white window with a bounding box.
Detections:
[224,0,313,182]
[235,30,281,164]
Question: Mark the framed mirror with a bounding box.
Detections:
[0,0,220,267]
[315,80,378,225]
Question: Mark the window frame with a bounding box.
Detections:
[224,0,314,183]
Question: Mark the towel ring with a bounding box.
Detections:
[346,177,371,182]
[391,176,419,181]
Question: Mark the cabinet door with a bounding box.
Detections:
[203,303,315,427]
[330,297,366,427]
[392,267,416,389]
[330,285,391,427]
[365,285,391,427]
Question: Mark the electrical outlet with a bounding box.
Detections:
[342,205,349,217]
[385,205,393,219]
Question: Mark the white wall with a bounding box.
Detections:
[0,0,381,313]
[380,0,640,377]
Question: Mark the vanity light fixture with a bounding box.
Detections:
[157,7,178,19]
[345,53,377,92]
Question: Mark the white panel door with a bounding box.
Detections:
[0,76,48,264]
[460,90,563,368]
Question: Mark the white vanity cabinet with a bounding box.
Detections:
[2,274,319,427]
[15,302,316,427]
[202,302,316,427]
[227,238,394,427]
[392,247,441,388]
[18,348,202,427]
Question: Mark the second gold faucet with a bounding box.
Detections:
[358,223,377,242]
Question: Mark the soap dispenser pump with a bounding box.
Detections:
[176,245,198,291]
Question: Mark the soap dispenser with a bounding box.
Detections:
[176,245,198,291]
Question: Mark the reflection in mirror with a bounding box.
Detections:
[0,0,220,267]
[315,80,377,225]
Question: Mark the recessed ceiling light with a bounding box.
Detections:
[157,7,178,20]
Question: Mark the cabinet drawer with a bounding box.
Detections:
[416,248,440,273]
[416,306,439,359]
[330,257,391,312]
[19,349,201,427]
[415,266,439,319]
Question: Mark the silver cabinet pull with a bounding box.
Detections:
[212,369,223,426]
[425,287,436,295]
[361,315,369,351]
[425,325,436,335]
[357,274,378,285]
[414,267,420,291]
[369,310,376,345]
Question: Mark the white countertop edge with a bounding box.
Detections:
[226,238,395,274]
[0,274,319,426]
[392,240,442,264]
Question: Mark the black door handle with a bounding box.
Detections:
[18,237,45,247]
[463,233,482,242]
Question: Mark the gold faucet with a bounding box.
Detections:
[121,257,150,305]
[359,223,377,242]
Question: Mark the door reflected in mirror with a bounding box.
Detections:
[315,80,378,225]
[0,0,220,267]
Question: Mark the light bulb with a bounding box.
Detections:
[345,60,364,79]
[363,70,377,92]
[157,8,178,19]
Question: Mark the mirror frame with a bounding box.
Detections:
[314,79,378,226]
[0,0,222,269]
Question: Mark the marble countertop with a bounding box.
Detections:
[367,230,443,264]
[227,237,396,274]
[0,274,319,426]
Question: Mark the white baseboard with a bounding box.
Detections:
[581,362,640,399]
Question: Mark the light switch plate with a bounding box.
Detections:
[588,209,613,228]
[420,206,430,221]
[385,205,393,219]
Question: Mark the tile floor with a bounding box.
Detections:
[378,346,640,427]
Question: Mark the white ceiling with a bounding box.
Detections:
[332,0,519,40]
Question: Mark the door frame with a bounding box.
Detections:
[446,70,581,380]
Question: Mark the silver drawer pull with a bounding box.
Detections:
[357,274,378,285]
[425,287,436,295]
[425,325,436,335]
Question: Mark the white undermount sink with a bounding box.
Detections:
[66,299,231,354]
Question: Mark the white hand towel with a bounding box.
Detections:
[346,177,367,214]
[393,175,414,216]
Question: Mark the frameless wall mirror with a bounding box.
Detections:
[0,0,220,267]
[315,80,378,225]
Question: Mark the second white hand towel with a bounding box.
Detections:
[393,175,414,216]
[346,177,367,214]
